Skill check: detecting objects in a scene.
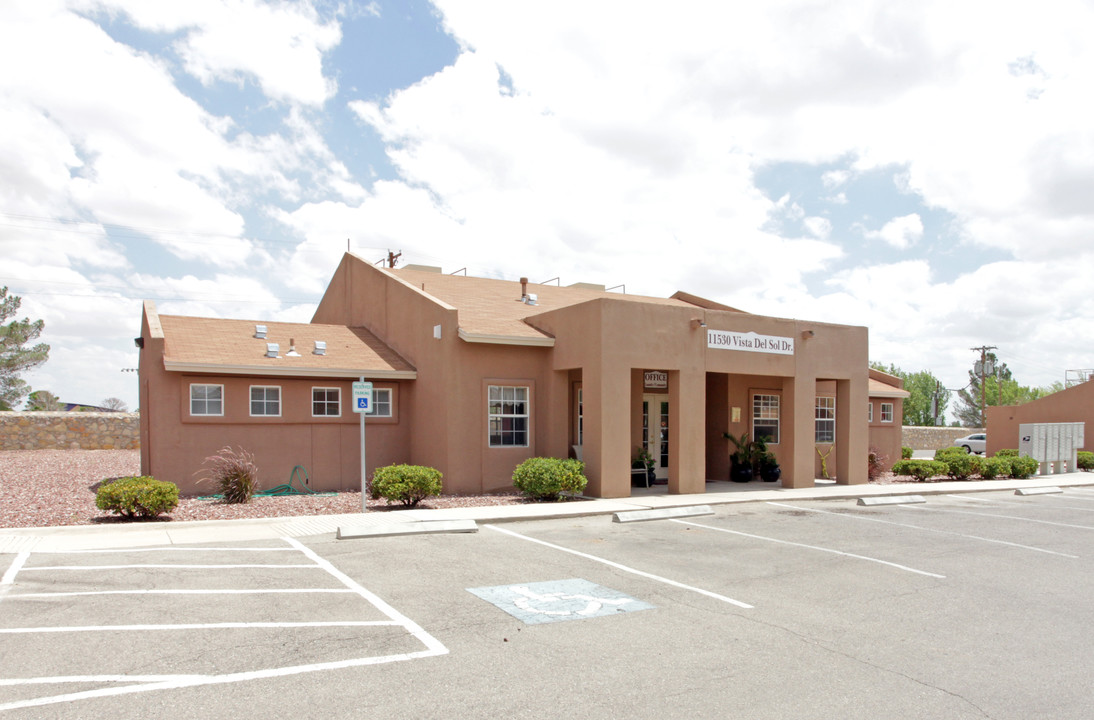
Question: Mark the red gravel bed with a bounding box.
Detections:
[0,450,527,529]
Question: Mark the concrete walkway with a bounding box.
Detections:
[3,474,1093,553]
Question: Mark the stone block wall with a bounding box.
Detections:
[0,412,140,450]
[902,425,984,451]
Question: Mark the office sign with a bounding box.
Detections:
[644,371,668,389]
[707,329,794,356]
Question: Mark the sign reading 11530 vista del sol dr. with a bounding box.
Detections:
[707,329,794,355]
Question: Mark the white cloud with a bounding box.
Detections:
[862,213,924,249]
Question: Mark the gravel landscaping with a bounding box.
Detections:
[0,449,527,529]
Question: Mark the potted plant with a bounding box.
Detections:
[748,437,781,482]
[725,431,753,482]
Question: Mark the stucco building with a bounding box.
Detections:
[985,379,1093,455]
[138,253,907,497]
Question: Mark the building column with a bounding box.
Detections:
[582,360,631,498]
[781,375,816,489]
[668,368,706,494]
[835,378,868,484]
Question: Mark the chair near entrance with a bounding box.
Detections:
[632,448,655,487]
[724,431,781,483]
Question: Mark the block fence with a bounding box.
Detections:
[901,425,985,451]
[0,412,140,451]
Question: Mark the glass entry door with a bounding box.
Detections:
[642,395,669,481]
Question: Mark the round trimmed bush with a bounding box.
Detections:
[95,476,179,519]
[890,459,948,482]
[512,457,587,501]
[978,456,1011,480]
[1077,451,1094,471]
[371,464,443,507]
[1009,456,1039,479]
[995,448,1019,458]
[901,446,913,460]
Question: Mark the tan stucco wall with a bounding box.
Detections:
[986,380,1093,455]
[0,412,140,450]
[901,426,985,451]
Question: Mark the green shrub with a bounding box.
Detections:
[995,448,1019,458]
[1077,451,1094,471]
[890,459,948,482]
[940,452,982,481]
[512,457,588,501]
[371,464,443,507]
[1009,456,1039,479]
[200,446,260,503]
[901,446,913,460]
[95,476,179,519]
[978,456,1011,480]
[934,446,969,461]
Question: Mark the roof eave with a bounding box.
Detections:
[457,328,555,347]
[163,360,417,380]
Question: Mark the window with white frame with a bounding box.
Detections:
[488,385,529,447]
[881,402,894,423]
[752,393,780,444]
[815,396,835,444]
[250,386,280,417]
[372,388,392,417]
[867,401,874,423]
[312,387,340,417]
[190,384,223,416]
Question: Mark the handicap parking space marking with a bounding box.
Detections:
[672,518,946,578]
[468,579,654,625]
[483,524,753,609]
[765,501,1078,559]
[0,537,448,714]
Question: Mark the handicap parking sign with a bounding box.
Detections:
[352,381,373,414]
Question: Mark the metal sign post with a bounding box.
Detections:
[352,379,374,512]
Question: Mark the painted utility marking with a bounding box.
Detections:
[0,537,448,713]
[903,505,1094,530]
[468,579,653,625]
[766,502,1077,558]
[483,524,752,609]
[673,519,946,578]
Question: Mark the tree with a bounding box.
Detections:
[26,389,61,411]
[952,352,1053,427]
[101,397,128,412]
[0,287,50,410]
[870,362,950,426]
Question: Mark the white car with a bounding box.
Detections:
[952,433,986,454]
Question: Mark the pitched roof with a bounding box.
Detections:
[389,267,702,344]
[869,377,911,398]
[158,315,416,379]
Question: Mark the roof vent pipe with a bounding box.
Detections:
[519,277,528,301]
[286,338,301,357]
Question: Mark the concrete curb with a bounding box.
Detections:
[2,474,1093,552]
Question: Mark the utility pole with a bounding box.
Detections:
[387,250,402,268]
[971,345,997,428]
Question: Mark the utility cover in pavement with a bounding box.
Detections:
[467,579,654,625]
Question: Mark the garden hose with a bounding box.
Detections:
[197,465,336,499]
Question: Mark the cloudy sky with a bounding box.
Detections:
[2,0,1092,412]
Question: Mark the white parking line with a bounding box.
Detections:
[0,620,399,635]
[14,588,355,599]
[904,505,1094,530]
[766,502,1077,558]
[483,524,753,609]
[948,493,1094,513]
[673,519,946,578]
[1,552,28,586]
[0,537,448,713]
[19,563,319,571]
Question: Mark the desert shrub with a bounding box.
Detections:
[901,446,913,460]
[371,464,443,507]
[890,459,948,482]
[512,457,588,501]
[1077,451,1094,471]
[978,456,1011,480]
[940,452,982,481]
[1009,456,1039,479]
[934,446,969,462]
[95,476,179,519]
[867,446,888,481]
[200,446,260,503]
[995,448,1019,458]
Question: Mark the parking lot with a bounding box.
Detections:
[3,488,1094,719]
